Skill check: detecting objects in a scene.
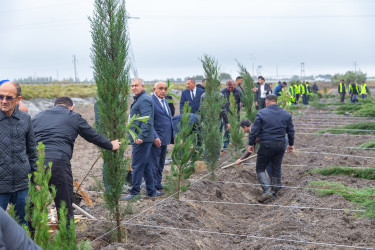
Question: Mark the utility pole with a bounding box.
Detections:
[72,55,78,82]
[354,61,357,72]
[276,65,278,81]
[300,62,305,81]
[250,53,255,77]
[257,65,262,76]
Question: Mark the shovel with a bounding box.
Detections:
[73,153,102,206]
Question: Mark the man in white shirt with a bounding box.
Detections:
[255,76,272,110]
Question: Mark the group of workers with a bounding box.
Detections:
[0,75,296,238]
[338,80,368,103]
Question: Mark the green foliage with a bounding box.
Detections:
[249,109,258,123]
[26,143,85,249]
[318,121,375,135]
[237,61,256,120]
[308,180,375,218]
[52,202,85,250]
[200,54,225,180]
[310,166,375,180]
[358,140,375,149]
[165,103,203,200]
[7,204,20,224]
[331,71,367,85]
[26,142,56,249]
[90,0,130,242]
[228,92,244,159]
[278,88,291,112]
[166,80,180,104]
[309,92,322,102]
[220,72,232,80]
[21,84,97,100]
[310,102,328,108]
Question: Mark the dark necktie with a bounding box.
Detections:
[191,90,195,100]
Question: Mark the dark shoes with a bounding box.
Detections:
[147,191,164,198]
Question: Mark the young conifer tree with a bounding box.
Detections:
[165,103,202,200]
[26,142,56,249]
[90,0,130,242]
[27,142,82,249]
[237,61,256,121]
[228,92,244,159]
[200,54,225,180]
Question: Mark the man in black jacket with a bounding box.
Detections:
[0,81,37,227]
[32,97,121,221]
[246,94,294,202]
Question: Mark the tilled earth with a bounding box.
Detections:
[70,104,375,249]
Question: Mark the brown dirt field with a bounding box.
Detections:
[70,103,375,249]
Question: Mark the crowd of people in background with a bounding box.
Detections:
[0,74,370,242]
[338,79,368,103]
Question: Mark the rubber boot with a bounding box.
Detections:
[257,172,272,202]
[271,177,282,201]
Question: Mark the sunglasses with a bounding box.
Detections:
[0,95,17,101]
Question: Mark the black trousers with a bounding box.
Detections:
[258,98,266,110]
[340,92,346,103]
[255,140,285,180]
[46,158,74,222]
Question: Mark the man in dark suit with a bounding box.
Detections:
[179,78,205,114]
[151,81,174,190]
[124,78,163,200]
[255,76,272,110]
[221,79,241,148]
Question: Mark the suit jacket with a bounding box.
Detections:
[255,83,272,103]
[130,90,154,143]
[152,94,174,146]
[180,87,205,114]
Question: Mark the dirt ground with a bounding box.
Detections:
[70,103,375,249]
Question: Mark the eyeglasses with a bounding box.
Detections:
[0,95,17,101]
[158,87,168,91]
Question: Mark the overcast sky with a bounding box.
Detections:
[1,0,374,81]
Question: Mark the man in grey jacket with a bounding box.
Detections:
[0,81,37,226]
[0,207,41,249]
[33,97,121,221]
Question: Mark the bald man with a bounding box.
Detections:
[0,80,28,113]
[150,82,174,190]
[0,81,37,226]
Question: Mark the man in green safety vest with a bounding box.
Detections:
[306,82,311,105]
[360,81,368,99]
[338,79,347,103]
[301,81,308,105]
[294,81,301,103]
[348,80,359,103]
[289,82,296,104]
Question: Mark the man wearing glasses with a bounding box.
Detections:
[0,81,37,227]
